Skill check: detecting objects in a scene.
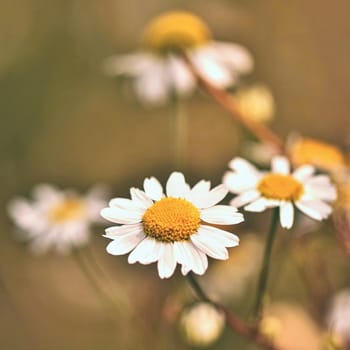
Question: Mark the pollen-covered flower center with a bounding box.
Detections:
[142,197,200,242]
[142,11,211,54]
[49,198,86,223]
[258,173,304,201]
[290,138,346,170]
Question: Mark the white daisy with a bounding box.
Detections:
[103,11,253,105]
[223,156,337,229]
[101,172,243,279]
[8,184,107,254]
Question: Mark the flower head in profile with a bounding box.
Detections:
[8,184,107,254]
[234,83,275,124]
[101,172,243,279]
[179,302,225,347]
[288,136,347,172]
[223,156,336,229]
[103,11,253,105]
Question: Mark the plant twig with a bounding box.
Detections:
[181,53,284,154]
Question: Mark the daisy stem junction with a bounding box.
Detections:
[253,208,279,321]
[181,53,284,154]
[187,272,281,350]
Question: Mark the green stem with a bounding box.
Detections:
[253,208,279,320]
[171,95,187,170]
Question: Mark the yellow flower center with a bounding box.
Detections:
[49,198,86,223]
[142,11,211,54]
[142,197,200,242]
[258,173,304,201]
[290,138,346,171]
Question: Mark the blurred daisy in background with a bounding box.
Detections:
[179,302,225,347]
[101,172,243,279]
[8,184,107,254]
[103,11,253,105]
[287,135,347,173]
[223,156,337,229]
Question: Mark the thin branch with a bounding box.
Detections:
[181,53,284,154]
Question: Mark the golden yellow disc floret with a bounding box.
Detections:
[289,138,346,171]
[142,11,211,54]
[258,173,304,201]
[49,198,86,223]
[142,197,201,242]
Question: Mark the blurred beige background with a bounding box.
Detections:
[1,0,350,349]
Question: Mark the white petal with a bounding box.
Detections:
[100,207,143,224]
[190,184,228,209]
[305,183,337,201]
[272,156,290,174]
[157,243,177,279]
[296,199,332,221]
[244,198,278,212]
[104,223,143,239]
[191,50,233,88]
[127,237,161,264]
[191,233,229,260]
[108,198,145,212]
[229,190,261,207]
[200,205,244,225]
[167,56,195,96]
[143,177,164,201]
[186,180,211,197]
[196,225,240,248]
[293,165,315,181]
[228,157,260,175]
[103,52,156,76]
[130,188,153,209]
[223,171,260,194]
[279,202,294,229]
[166,172,190,198]
[173,241,208,275]
[135,59,169,105]
[106,230,145,255]
[211,41,254,74]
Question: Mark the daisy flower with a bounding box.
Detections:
[103,11,253,105]
[8,184,107,254]
[101,172,243,279]
[223,156,337,229]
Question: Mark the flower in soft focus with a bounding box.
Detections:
[260,303,322,350]
[103,11,253,105]
[288,136,347,172]
[101,172,243,279]
[234,83,275,123]
[223,156,337,229]
[327,288,350,345]
[8,184,107,254]
[179,302,225,347]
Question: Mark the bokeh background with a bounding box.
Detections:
[1,0,350,349]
